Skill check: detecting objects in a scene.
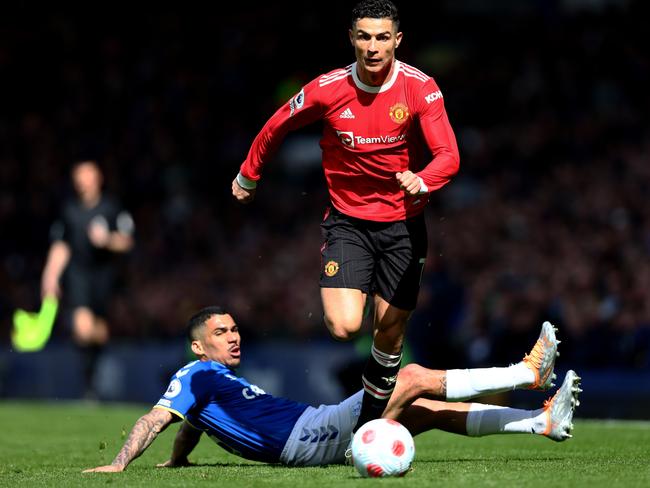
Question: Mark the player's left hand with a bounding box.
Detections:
[156,458,194,468]
[396,171,422,195]
[83,464,125,473]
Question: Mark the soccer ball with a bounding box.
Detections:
[351,418,415,477]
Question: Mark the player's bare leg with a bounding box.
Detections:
[372,295,409,354]
[396,398,470,435]
[381,363,446,420]
[395,397,553,437]
[321,287,367,341]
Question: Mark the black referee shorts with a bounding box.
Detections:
[319,206,428,311]
[63,264,115,317]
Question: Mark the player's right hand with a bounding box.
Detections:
[232,178,256,204]
[395,171,423,195]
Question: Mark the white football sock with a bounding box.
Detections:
[466,403,547,436]
[446,363,535,401]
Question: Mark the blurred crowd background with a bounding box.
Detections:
[2,0,649,373]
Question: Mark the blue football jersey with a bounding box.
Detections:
[155,360,309,463]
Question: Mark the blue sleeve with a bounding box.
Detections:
[155,362,207,419]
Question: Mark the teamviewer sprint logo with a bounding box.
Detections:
[336,130,355,148]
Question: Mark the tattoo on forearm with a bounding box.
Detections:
[112,409,171,468]
[440,374,447,396]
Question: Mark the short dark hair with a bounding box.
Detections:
[186,306,227,342]
[351,0,400,31]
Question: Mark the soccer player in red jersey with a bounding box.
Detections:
[232,0,460,432]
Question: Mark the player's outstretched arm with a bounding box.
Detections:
[83,408,174,473]
[157,420,203,468]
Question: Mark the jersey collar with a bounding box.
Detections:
[351,60,400,93]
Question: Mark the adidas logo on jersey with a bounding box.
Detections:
[339,108,355,119]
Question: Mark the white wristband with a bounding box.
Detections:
[236,172,258,190]
[417,176,428,194]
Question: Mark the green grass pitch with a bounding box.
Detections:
[1,401,649,487]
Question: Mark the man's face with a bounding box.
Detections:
[72,162,103,203]
[191,314,241,368]
[349,17,402,81]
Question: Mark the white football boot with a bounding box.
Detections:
[523,321,559,390]
[543,369,582,441]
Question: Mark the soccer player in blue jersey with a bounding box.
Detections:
[84,307,581,472]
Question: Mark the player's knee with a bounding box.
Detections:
[397,363,426,391]
[324,314,362,341]
[398,363,422,381]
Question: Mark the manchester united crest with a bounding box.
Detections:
[324,260,340,277]
[389,103,409,124]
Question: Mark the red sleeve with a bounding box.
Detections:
[239,79,323,181]
[415,79,460,192]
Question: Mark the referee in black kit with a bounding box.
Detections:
[41,160,134,398]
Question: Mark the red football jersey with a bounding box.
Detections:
[240,60,460,221]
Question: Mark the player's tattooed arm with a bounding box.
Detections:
[83,408,174,473]
[112,408,174,468]
[157,421,203,468]
[440,374,447,397]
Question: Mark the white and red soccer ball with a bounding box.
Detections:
[351,418,415,477]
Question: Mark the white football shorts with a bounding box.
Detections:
[280,390,363,466]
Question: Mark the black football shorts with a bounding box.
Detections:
[319,206,427,311]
